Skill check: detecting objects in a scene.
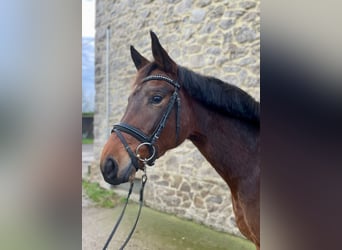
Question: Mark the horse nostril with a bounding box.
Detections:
[104,158,118,179]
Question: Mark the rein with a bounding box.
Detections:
[102,168,148,250]
[103,75,181,249]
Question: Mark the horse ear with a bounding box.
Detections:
[150,31,177,75]
[130,45,150,70]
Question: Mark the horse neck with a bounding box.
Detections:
[188,100,260,190]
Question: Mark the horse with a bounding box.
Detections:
[100,31,260,249]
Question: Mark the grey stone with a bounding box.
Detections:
[163,196,181,206]
[181,165,193,175]
[223,75,238,86]
[200,190,210,198]
[239,69,248,83]
[209,6,225,18]
[190,9,207,23]
[180,182,191,192]
[170,47,181,58]
[245,76,259,87]
[189,54,206,68]
[216,57,229,66]
[200,22,216,33]
[207,203,219,212]
[223,31,233,43]
[237,56,256,66]
[224,10,245,19]
[156,180,169,186]
[207,47,221,55]
[95,28,106,42]
[175,0,193,13]
[177,190,190,201]
[197,0,211,7]
[96,1,105,17]
[228,44,248,59]
[163,173,171,179]
[219,19,235,30]
[174,208,186,215]
[187,44,202,54]
[181,201,191,208]
[251,43,260,55]
[243,12,258,22]
[194,195,205,208]
[182,29,195,40]
[249,64,260,75]
[140,9,150,19]
[95,54,103,65]
[171,175,183,189]
[191,181,203,190]
[206,195,223,204]
[239,1,257,9]
[95,66,102,77]
[166,0,181,3]
[234,25,257,43]
[223,65,241,73]
[166,155,178,165]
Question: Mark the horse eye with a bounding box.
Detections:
[151,95,163,104]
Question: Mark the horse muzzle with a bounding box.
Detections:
[101,157,134,185]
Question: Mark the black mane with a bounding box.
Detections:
[178,66,260,126]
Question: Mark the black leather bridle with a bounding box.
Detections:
[111,74,181,170]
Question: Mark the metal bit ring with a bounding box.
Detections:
[135,142,156,163]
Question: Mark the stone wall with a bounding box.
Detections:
[93,0,259,236]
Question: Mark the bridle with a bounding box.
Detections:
[111,74,181,169]
[103,74,181,249]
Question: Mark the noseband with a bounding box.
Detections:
[111,74,181,170]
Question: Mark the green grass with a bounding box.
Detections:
[82,112,94,117]
[82,138,94,144]
[82,180,121,208]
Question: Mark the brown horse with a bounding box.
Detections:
[100,31,260,249]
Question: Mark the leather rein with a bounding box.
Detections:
[103,75,181,249]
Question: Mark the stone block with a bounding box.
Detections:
[156,180,169,186]
[219,19,235,30]
[239,1,257,10]
[180,182,191,192]
[174,0,193,14]
[197,0,211,7]
[206,195,223,204]
[224,10,245,19]
[171,175,183,189]
[194,195,205,208]
[237,56,257,66]
[207,46,221,55]
[234,25,257,43]
[190,9,207,23]
[200,21,216,34]
[209,5,225,19]
[186,44,202,54]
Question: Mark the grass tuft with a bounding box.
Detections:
[82,138,94,144]
[82,180,121,208]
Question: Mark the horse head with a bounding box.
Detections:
[100,31,192,185]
